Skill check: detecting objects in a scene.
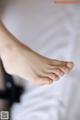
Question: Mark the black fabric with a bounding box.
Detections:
[0,90,10,99]
[0,73,24,107]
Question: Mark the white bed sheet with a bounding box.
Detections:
[1,0,80,120]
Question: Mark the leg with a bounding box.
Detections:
[0,58,10,111]
[0,21,74,85]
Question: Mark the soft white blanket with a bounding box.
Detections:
[1,0,80,120]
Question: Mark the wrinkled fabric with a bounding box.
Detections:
[1,0,80,120]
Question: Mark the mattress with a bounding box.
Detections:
[1,0,80,120]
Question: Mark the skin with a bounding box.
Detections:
[0,58,9,111]
[0,21,74,85]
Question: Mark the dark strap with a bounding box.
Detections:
[0,90,10,100]
[0,73,24,107]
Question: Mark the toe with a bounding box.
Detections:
[59,66,70,73]
[53,68,64,77]
[48,73,59,81]
[37,77,53,85]
[66,62,74,69]
[37,72,60,85]
[59,62,74,73]
[52,60,66,66]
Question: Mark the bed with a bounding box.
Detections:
[1,0,80,120]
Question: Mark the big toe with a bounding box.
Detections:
[59,62,74,73]
[66,62,74,69]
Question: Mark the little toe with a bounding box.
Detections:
[37,77,53,85]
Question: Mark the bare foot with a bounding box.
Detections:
[0,41,74,85]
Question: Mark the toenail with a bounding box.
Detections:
[55,77,59,81]
[67,62,73,68]
[65,67,69,72]
[55,75,59,80]
[57,69,64,75]
[60,72,64,76]
[49,79,53,84]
